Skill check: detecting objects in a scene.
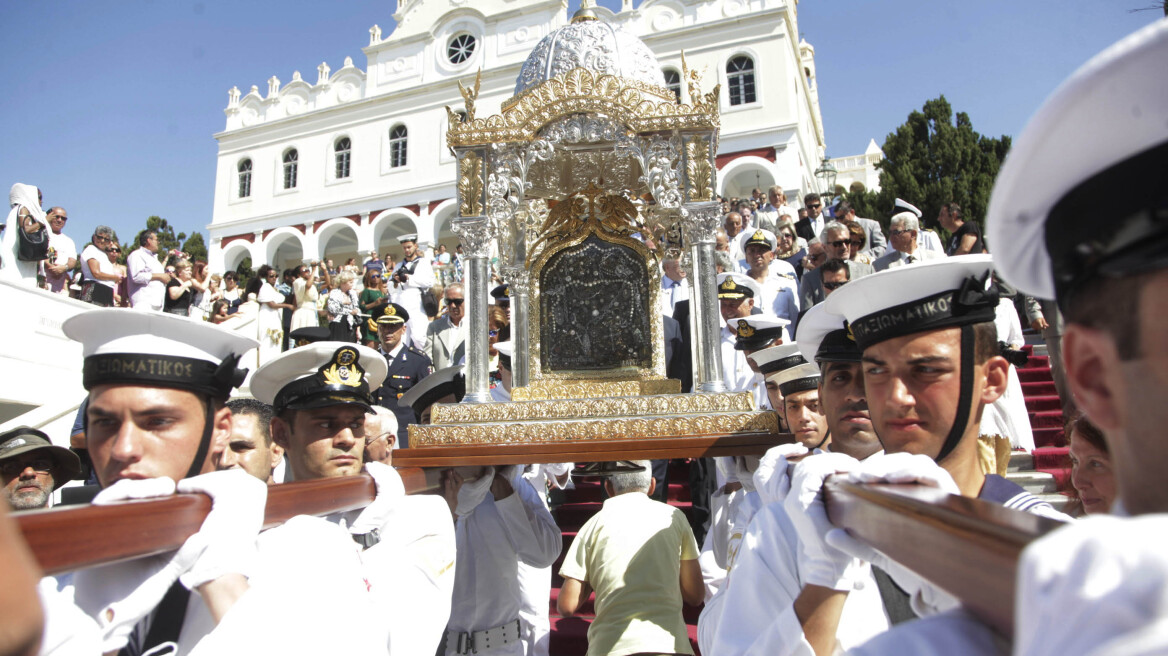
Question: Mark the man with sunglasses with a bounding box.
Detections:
[873,211,943,271]
[796,193,825,242]
[425,282,466,370]
[0,427,82,511]
[799,222,874,308]
[832,200,887,258]
[43,206,77,294]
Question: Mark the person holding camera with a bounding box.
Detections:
[1,183,49,286]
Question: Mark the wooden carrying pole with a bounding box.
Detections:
[20,432,787,576]
[19,468,439,577]
[823,479,1065,638]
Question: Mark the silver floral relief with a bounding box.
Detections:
[681,202,722,245]
[514,21,666,96]
[540,236,652,372]
[618,134,683,210]
[540,114,626,145]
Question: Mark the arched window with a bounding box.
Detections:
[663,69,681,101]
[335,137,351,179]
[389,125,408,168]
[727,56,757,106]
[282,149,298,189]
[237,159,252,198]
[447,34,476,65]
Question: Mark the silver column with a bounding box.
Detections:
[508,270,531,388]
[682,202,725,393]
[453,217,493,403]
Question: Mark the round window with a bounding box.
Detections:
[447,34,476,65]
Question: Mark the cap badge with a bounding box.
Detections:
[845,321,856,343]
[736,321,755,338]
[320,347,365,389]
[724,278,737,290]
[386,306,396,316]
[752,230,765,240]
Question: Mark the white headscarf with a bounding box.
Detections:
[1,183,47,284]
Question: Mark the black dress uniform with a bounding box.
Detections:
[377,343,432,448]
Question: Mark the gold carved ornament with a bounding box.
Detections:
[459,153,484,217]
[526,183,639,267]
[447,68,719,149]
[686,137,715,202]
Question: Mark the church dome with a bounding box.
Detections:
[514,16,667,97]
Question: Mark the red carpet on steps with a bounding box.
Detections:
[549,468,703,656]
[1016,345,1072,491]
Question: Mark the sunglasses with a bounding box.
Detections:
[447,298,464,306]
[0,457,53,477]
[827,240,851,249]
[823,281,849,291]
[107,248,121,254]
[806,203,821,209]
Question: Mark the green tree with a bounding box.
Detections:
[182,232,208,263]
[869,96,1010,241]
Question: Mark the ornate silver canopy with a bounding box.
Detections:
[514,17,667,97]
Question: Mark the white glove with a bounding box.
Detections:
[819,452,962,615]
[75,477,183,652]
[174,468,267,590]
[846,452,960,495]
[783,452,863,591]
[455,466,495,517]
[753,443,810,505]
[349,462,404,535]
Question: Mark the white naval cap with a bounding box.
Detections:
[794,303,858,365]
[63,308,258,398]
[399,364,466,417]
[773,362,822,397]
[748,343,806,377]
[986,20,1168,302]
[825,255,998,350]
[730,314,790,350]
[717,272,761,300]
[893,198,922,219]
[398,233,419,243]
[493,341,513,358]
[250,342,387,414]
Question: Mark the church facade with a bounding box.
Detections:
[208,0,828,273]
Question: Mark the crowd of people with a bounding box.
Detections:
[2,18,1166,656]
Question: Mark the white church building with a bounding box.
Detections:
[208,0,831,274]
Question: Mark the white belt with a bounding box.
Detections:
[444,619,521,655]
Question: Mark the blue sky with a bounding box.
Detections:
[1,1,1158,248]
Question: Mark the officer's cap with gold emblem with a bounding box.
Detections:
[376,303,410,326]
[399,364,466,419]
[986,20,1168,307]
[716,272,761,300]
[743,229,776,251]
[825,255,998,351]
[774,363,822,397]
[749,343,807,379]
[398,233,419,244]
[62,309,258,399]
[731,314,789,351]
[491,284,511,305]
[251,342,388,414]
[795,303,860,365]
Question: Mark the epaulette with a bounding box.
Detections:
[408,346,427,358]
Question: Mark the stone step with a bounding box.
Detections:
[1006,471,1059,495]
[1007,451,1034,472]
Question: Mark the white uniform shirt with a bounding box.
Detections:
[448,472,562,656]
[45,230,77,293]
[391,255,436,350]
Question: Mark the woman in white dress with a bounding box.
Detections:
[253,265,293,365]
[980,295,1036,451]
[291,264,321,330]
